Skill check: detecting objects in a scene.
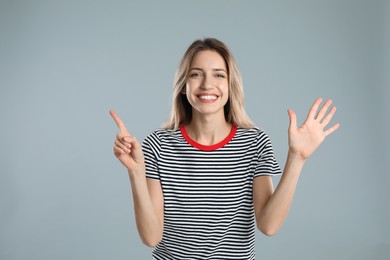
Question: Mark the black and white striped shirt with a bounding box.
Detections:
[142,125,281,260]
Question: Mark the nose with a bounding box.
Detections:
[200,74,213,90]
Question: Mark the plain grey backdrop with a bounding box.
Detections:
[1,0,389,259]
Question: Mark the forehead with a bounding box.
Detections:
[190,50,227,69]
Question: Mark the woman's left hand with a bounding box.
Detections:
[287,98,340,161]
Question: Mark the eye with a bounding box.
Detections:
[190,72,202,78]
[215,73,226,78]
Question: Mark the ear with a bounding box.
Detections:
[180,87,186,95]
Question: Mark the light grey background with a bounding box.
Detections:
[1,0,389,259]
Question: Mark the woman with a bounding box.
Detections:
[110,38,339,259]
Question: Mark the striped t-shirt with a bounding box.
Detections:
[142,125,281,260]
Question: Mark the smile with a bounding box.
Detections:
[198,95,218,101]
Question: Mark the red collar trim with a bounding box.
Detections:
[180,125,237,151]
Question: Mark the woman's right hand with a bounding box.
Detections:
[109,110,145,174]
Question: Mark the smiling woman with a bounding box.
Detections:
[110,38,339,259]
[183,50,230,136]
[165,38,255,130]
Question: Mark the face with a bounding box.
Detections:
[184,50,229,119]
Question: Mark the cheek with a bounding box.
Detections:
[219,81,229,96]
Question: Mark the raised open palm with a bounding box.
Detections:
[288,98,340,160]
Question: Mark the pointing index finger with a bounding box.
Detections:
[109,110,129,134]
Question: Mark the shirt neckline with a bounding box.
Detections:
[180,124,237,151]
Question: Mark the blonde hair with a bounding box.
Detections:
[164,38,254,129]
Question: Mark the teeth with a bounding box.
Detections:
[199,95,217,100]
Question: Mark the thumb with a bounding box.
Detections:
[123,135,141,149]
[123,136,144,162]
[288,109,297,130]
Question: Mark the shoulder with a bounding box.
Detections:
[236,126,270,141]
[235,126,274,151]
[142,128,182,147]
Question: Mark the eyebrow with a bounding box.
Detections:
[190,67,227,73]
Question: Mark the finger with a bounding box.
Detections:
[113,145,127,155]
[306,98,323,121]
[109,110,129,134]
[114,138,131,153]
[316,99,332,121]
[321,106,337,126]
[288,109,297,130]
[116,132,133,143]
[324,123,340,137]
[117,133,142,153]
[123,135,142,150]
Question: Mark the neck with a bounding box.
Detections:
[185,113,232,146]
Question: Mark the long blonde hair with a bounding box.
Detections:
[164,38,254,129]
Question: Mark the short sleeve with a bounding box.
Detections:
[254,130,282,178]
[142,132,161,180]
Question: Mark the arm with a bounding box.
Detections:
[128,171,164,247]
[110,110,164,247]
[254,98,340,236]
[253,153,304,236]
